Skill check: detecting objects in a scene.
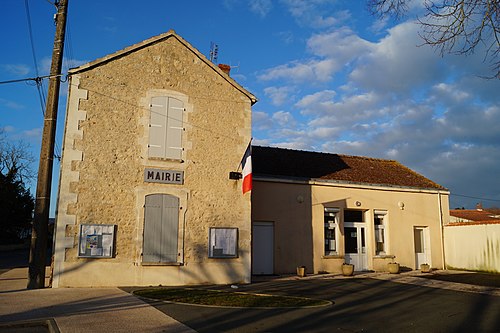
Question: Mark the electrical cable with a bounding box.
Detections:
[24,0,62,160]
[450,193,500,202]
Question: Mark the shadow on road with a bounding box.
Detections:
[417,271,500,288]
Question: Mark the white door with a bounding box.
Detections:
[252,222,274,275]
[344,224,368,271]
[414,227,430,269]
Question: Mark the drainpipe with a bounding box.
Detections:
[438,191,446,270]
[181,192,189,265]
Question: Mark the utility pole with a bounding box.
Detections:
[28,0,68,289]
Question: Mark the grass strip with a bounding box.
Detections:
[134,288,331,307]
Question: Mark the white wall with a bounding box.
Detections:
[444,223,500,273]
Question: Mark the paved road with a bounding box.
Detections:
[2,247,499,332]
[132,276,500,332]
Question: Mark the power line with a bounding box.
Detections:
[0,74,64,85]
[24,0,61,160]
[450,193,500,202]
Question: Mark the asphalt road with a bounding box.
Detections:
[132,278,500,333]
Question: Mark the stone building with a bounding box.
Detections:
[52,31,256,287]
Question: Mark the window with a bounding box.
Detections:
[374,210,387,255]
[324,208,339,256]
[143,194,179,263]
[149,96,184,160]
[344,210,364,222]
[209,228,238,258]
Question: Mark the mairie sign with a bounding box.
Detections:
[144,168,183,185]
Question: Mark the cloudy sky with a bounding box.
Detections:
[1,0,499,214]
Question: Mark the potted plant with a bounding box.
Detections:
[420,263,431,273]
[387,262,400,274]
[342,263,354,276]
[296,265,306,277]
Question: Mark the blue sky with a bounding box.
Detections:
[1,0,500,215]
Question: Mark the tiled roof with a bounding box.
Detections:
[252,146,446,190]
[449,209,500,223]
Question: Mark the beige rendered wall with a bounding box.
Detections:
[444,224,500,273]
[53,36,252,287]
[252,179,448,274]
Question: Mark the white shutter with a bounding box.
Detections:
[149,97,167,158]
[165,97,183,160]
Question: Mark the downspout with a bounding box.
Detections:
[438,191,446,270]
[181,192,189,265]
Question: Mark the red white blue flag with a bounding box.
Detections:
[241,143,252,194]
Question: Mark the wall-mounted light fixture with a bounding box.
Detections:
[398,201,405,210]
[229,172,242,180]
[355,201,361,207]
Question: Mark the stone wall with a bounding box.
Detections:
[53,33,253,287]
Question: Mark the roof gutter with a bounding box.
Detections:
[253,175,450,195]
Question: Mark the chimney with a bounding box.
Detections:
[476,202,483,211]
[218,64,231,76]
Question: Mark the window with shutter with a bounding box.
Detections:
[374,211,387,255]
[324,207,340,256]
[143,194,179,263]
[149,96,184,160]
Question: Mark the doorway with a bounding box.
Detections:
[344,224,368,270]
[414,227,430,269]
[252,222,274,275]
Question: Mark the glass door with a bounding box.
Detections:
[344,225,367,270]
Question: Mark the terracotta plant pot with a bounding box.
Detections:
[420,264,431,273]
[342,264,354,276]
[388,262,400,274]
[296,266,306,277]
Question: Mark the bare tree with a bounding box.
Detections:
[368,0,500,78]
[0,129,35,183]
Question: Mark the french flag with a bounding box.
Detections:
[241,143,252,194]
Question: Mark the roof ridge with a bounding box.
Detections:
[252,145,397,163]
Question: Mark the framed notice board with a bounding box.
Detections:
[78,224,116,258]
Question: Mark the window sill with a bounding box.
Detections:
[208,256,239,260]
[142,262,183,266]
[373,255,395,259]
[148,156,184,163]
[321,255,344,259]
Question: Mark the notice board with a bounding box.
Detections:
[78,224,116,258]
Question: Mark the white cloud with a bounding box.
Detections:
[252,8,500,208]
[259,58,338,83]
[258,27,372,83]
[350,21,446,94]
[0,98,24,110]
[264,86,295,106]
[2,64,30,76]
[249,0,273,17]
[272,111,296,127]
[252,110,273,131]
[1,125,15,133]
[281,0,350,29]
[22,128,42,139]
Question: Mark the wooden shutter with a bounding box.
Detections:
[143,194,179,263]
[148,96,183,159]
[165,97,183,160]
[161,194,179,262]
[149,97,168,158]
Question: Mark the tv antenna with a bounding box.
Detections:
[209,42,218,63]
